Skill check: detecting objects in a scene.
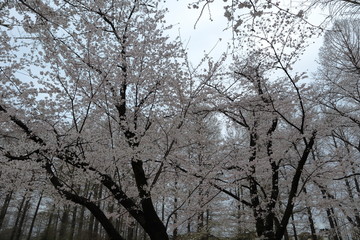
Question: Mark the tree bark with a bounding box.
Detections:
[10,194,27,240]
[0,190,13,229]
[291,214,298,240]
[69,205,77,240]
[45,162,126,240]
[26,192,43,240]
[131,159,169,240]
[43,204,56,240]
[59,205,70,239]
[93,185,103,238]
[14,197,31,240]
[303,187,317,240]
[275,131,317,240]
[317,183,343,240]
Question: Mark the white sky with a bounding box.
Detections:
[164,0,328,77]
[164,1,232,63]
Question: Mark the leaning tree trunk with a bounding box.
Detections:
[14,197,31,240]
[10,194,27,240]
[26,192,43,240]
[0,190,13,229]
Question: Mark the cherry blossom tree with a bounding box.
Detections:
[310,17,360,239]
[2,0,360,240]
[0,1,220,239]
[313,0,360,17]
[198,3,320,238]
[211,62,317,240]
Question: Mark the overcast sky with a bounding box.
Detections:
[164,1,232,63]
[164,1,328,77]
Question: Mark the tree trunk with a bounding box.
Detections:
[88,212,95,237]
[304,187,317,240]
[284,228,290,240]
[161,196,165,223]
[93,185,103,238]
[14,197,31,240]
[173,177,178,239]
[77,204,86,239]
[77,184,89,239]
[10,194,26,240]
[131,159,169,240]
[326,208,342,240]
[275,132,317,240]
[45,162,126,240]
[53,210,60,240]
[26,192,43,240]
[317,183,342,240]
[43,204,56,240]
[344,178,360,226]
[69,205,77,240]
[306,206,317,240]
[0,190,13,229]
[59,205,70,239]
[127,220,135,240]
[206,209,210,232]
[291,214,298,240]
